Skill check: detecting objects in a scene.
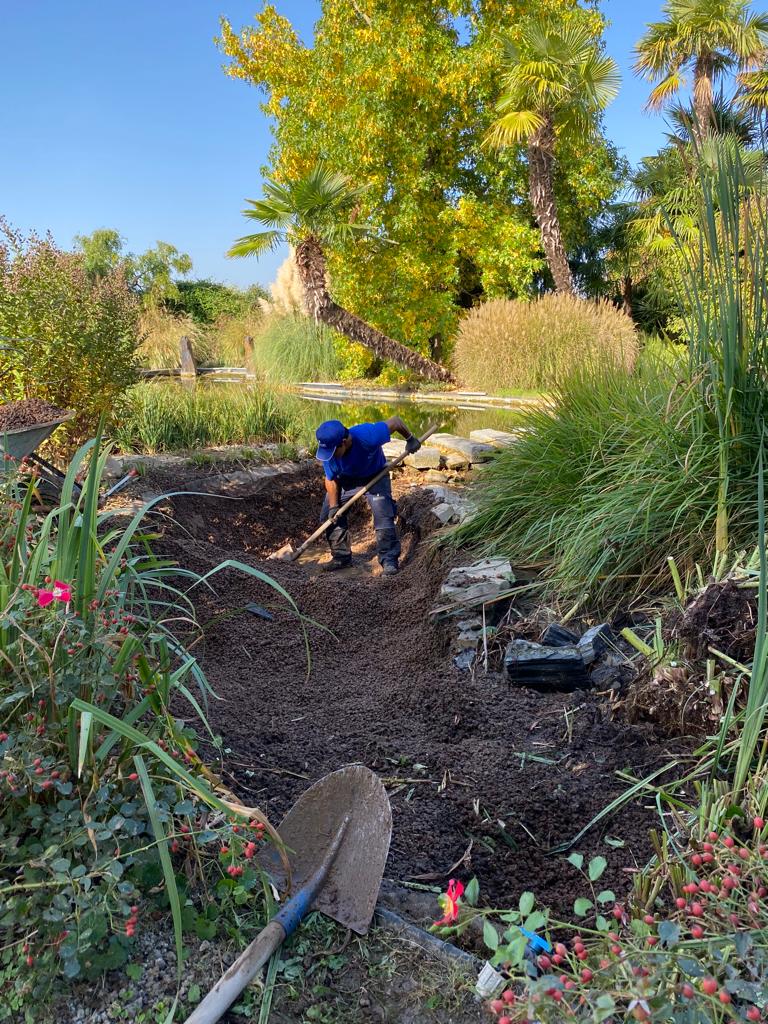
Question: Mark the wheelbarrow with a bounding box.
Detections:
[0,411,136,502]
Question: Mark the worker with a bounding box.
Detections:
[314,416,422,575]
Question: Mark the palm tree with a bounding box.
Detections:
[227,164,456,384]
[634,0,768,142]
[486,16,620,295]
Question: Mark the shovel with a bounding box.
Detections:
[269,423,439,561]
[184,765,392,1024]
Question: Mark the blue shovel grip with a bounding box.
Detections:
[272,885,314,938]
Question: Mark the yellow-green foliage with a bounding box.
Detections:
[454,294,638,392]
[137,308,262,369]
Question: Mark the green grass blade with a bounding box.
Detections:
[134,754,183,985]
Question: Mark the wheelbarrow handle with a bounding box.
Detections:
[288,423,439,562]
[184,817,350,1024]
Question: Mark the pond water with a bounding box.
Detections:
[279,391,528,438]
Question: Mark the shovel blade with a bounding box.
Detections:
[268,543,296,561]
[259,765,392,935]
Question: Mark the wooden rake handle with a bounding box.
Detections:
[288,423,439,562]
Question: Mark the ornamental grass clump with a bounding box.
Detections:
[0,442,294,1012]
[112,380,300,452]
[453,294,638,392]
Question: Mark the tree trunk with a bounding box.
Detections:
[294,236,457,384]
[622,275,633,318]
[528,116,575,295]
[693,58,715,143]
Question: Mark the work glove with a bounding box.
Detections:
[405,435,422,455]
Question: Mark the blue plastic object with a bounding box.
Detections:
[520,926,552,955]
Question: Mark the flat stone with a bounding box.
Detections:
[424,469,449,483]
[441,451,469,470]
[430,433,496,464]
[404,446,441,469]
[382,440,407,460]
[454,649,476,671]
[437,558,516,615]
[431,501,459,525]
[578,623,614,665]
[469,429,521,448]
[541,623,580,647]
[504,640,590,692]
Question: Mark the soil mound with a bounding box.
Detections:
[0,397,69,431]
[159,469,681,918]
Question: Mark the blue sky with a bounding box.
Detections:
[1,0,670,291]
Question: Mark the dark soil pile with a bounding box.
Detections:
[0,397,69,431]
[675,578,757,663]
[159,471,683,921]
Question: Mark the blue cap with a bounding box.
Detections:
[315,420,347,462]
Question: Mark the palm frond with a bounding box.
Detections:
[226,230,282,259]
[647,71,687,110]
[485,108,545,148]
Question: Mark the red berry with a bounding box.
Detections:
[220,845,229,855]
[501,990,515,1005]
[498,1018,512,1024]
[703,842,714,852]
[701,978,718,995]
[747,1008,760,1021]
[691,854,703,867]
[708,831,718,842]
[538,955,551,970]
[552,954,563,965]
[647,936,658,946]
[581,969,593,982]
[577,948,588,960]
[676,897,687,909]
[754,817,765,830]
[599,958,610,969]
[691,925,704,939]
[723,836,735,848]
[0,733,8,742]
[682,984,694,999]
[489,999,504,1014]
[612,904,624,920]
[718,990,731,1004]
[691,903,704,917]
[643,914,655,925]
[130,905,138,914]
[739,847,750,860]
[128,772,138,781]
[25,955,33,967]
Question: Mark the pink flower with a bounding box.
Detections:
[433,879,464,927]
[37,581,72,608]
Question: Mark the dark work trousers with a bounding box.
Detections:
[320,473,401,567]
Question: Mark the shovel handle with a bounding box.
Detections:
[184,817,350,1024]
[288,423,439,561]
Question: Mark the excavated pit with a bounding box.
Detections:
[157,469,680,918]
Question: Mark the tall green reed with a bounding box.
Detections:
[670,143,768,556]
[112,381,302,452]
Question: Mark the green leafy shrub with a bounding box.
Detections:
[170,279,267,325]
[0,443,292,1016]
[251,314,341,383]
[453,294,638,392]
[112,381,303,452]
[0,223,141,442]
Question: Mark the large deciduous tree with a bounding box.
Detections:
[219,1,621,363]
[486,14,620,295]
[228,164,456,383]
[634,0,768,142]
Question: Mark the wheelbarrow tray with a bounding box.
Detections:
[0,412,74,462]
